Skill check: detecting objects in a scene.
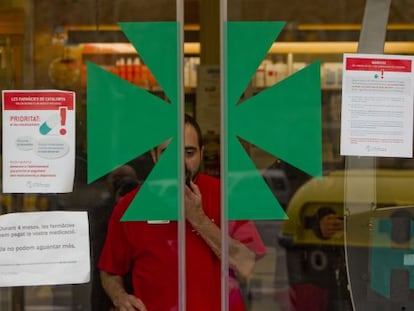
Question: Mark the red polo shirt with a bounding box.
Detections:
[98,174,265,311]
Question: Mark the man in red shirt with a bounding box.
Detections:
[98,114,265,310]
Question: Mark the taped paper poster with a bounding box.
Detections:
[340,54,414,157]
[2,90,75,193]
[0,211,90,287]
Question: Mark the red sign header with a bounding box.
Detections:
[346,57,412,73]
[3,91,75,110]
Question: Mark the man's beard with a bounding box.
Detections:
[185,167,199,182]
[185,158,201,183]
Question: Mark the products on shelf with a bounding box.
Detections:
[321,62,343,89]
[253,59,270,88]
[252,59,343,89]
[82,56,201,90]
[113,57,158,89]
[292,62,307,73]
[184,56,200,88]
[253,59,289,88]
[132,57,142,86]
[266,62,288,86]
[115,57,126,80]
[80,47,343,92]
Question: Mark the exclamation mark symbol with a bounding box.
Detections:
[59,107,67,135]
[381,69,384,79]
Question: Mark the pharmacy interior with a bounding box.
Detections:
[1,0,414,310]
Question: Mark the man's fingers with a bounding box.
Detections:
[184,185,193,196]
[189,181,201,196]
[132,298,147,311]
[117,295,147,311]
[127,296,146,311]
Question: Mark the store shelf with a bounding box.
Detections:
[79,40,414,56]
[80,42,200,55]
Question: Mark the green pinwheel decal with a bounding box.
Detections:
[87,21,322,221]
[87,22,181,221]
[225,22,322,220]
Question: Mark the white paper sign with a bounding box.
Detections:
[196,65,220,134]
[340,54,414,157]
[2,90,75,193]
[0,211,90,287]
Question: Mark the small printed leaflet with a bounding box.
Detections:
[340,53,414,158]
[2,90,75,193]
[0,211,90,287]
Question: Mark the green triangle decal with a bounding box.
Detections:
[87,22,181,221]
[226,21,285,105]
[122,138,179,221]
[226,21,322,220]
[87,62,175,183]
[233,62,322,177]
[120,22,179,105]
[87,21,321,222]
[228,136,287,220]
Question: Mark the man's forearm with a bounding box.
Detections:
[100,270,128,306]
[188,214,256,279]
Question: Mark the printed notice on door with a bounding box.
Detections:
[340,54,414,157]
[0,211,90,287]
[2,90,75,193]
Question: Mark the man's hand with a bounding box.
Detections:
[110,292,147,311]
[112,292,147,311]
[100,271,147,311]
[184,181,205,223]
[319,214,343,239]
[183,181,255,279]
